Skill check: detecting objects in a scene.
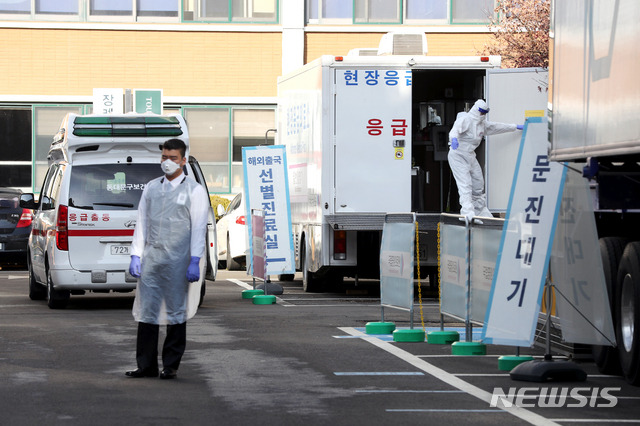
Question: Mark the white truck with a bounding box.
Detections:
[277,37,547,292]
[548,1,640,384]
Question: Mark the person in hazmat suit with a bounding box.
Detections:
[126,138,209,380]
[448,99,523,222]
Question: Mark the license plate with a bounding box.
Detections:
[110,245,130,255]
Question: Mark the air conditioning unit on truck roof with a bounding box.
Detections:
[378,31,428,56]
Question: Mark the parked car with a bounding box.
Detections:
[0,188,33,266]
[0,188,33,264]
[216,192,248,270]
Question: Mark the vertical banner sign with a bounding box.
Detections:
[550,167,616,345]
[380,216,415,311]
[482,117,567,346]
[93,88,123,114]
[134,89,163,114]
[251,210,267,281]
[243,145,295,276]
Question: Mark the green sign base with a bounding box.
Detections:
[498,355,534,371]
[252,294,276,305]
[242,289,264,299]
[393,329,426,343]
[451,341,487,356]
[427,330,460,345]
[365,322,396,335]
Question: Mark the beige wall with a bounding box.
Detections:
[304,31,493,62]
[0,28,282,97]
[0,28,493,99]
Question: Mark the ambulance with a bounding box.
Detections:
[20,113,217,308]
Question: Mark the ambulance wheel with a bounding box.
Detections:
[28,254,46,301]
[46,266,69,310]
[226,238,242,271]
[615,242,640,385]
[199,282,206,307]
[592,237,624,375]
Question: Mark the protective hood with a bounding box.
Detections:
[469,99,489,121]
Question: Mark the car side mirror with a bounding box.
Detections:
[216,204,226,217]
[19,193,37,210]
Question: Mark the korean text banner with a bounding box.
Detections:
[550,166,615,345]
[380,219,415,311]
[243,145,295,275]
[482,117,567,346]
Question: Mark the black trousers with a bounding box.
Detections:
[136,321,186,371]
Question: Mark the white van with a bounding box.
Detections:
[20,113,218,309]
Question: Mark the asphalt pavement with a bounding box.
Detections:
[1,268,640,425]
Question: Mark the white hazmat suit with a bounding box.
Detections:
[448,99,520,221]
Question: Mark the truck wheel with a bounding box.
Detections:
[278,274,295,281]
[227,238,242,271]
[592,237,625,375]
[301,242,322,292]
[28,255,46,301]
[615,242,640,385]
[46,268,70,309]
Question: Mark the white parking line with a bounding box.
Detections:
[356,389,465,394]
[335,372,424,376]
[339,326,560,426]
[549,420,640,423]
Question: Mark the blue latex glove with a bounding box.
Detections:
[517,124,524,130]
[450,137,458,150]
[186,256,200,282]
[129,255,141,278]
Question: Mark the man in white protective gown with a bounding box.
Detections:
[448,99,523,222]
[126,138,209,380]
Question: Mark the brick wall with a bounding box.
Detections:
[0,28,282,97]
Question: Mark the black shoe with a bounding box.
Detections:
[160,368,177,380]
[125,367,159,378]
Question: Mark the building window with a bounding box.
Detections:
[90,0,132,16]
[183,107,231,194]
[0,108,32,189]
[36,0,79,15]
[405,0,447,22]
[307,0,352,23]
[182,106,275,194]
[306,0,495,25]
[137,0,179,17]
[34,106,83,192]
[183,0,278,23]
[232,109,275,193]
[0,0,29,13]
[355,0,400,24]
[451,0,495,24]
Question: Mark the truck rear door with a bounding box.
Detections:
[333,68,412,213]
[485,68,549,212]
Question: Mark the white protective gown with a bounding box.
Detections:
[448,99,518,219]
[131,174,208,325]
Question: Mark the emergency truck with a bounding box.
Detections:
[277,33,547,292]
[20,113,217,309]
[548,0,640,384]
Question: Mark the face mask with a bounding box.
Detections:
[161,159,181,175]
